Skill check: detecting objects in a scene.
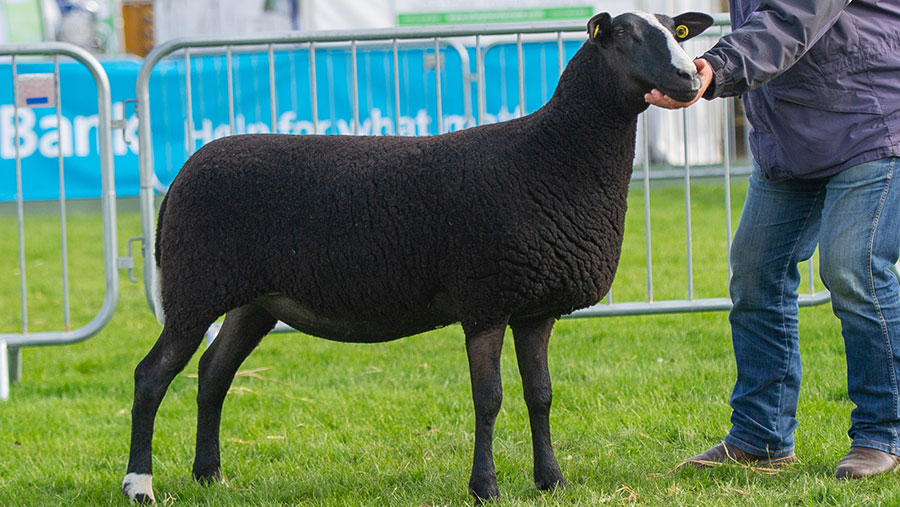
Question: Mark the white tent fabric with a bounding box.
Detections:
[153,0,295,43]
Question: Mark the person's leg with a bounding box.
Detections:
[818,158,900,477]
[722,164,826,458]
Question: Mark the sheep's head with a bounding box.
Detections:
[588,11,714,104]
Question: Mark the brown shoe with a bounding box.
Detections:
[683,441,797,469]
[835,446,900,479]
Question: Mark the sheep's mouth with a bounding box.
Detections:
[657,76,701,103]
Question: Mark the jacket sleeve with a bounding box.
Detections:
[702,0,852,99]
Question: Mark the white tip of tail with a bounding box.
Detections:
[122,473,155,504]
[151,270,165,326]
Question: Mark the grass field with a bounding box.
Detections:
[1,179,896,506]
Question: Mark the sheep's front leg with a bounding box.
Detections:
[511,317,566,491]
[464,321,507,502]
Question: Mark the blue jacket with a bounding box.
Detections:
[702,0,900,180]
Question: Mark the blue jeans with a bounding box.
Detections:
[725,157,900,458]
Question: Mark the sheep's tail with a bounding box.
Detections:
[152,267,165,326]
[152,193,169,326]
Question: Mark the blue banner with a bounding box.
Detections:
[0,39,582,201]
[0,58,141,201]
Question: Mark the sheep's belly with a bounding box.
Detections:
[255,293,457,344]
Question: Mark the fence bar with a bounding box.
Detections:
[309,42,318,134]
[184,48,194,155]
[683,110,694,300]
[351,39,359,135]
[476,35,485,125]
[139,20,588,56]
[433,37,443,134]
[226,46,235,134]
[0,341,8,400]
[808,260,816,294]
[268,44,277,132]
[569,290,833,318]
[11,55,28,336]
[642,118,654,302]
[516,33,525,116]
[54,55,71,331]
[557,32,564,77]
[447,41,473,129]
[392,38,400,134]
[139,61,159,318]
[288,50,297,124]
[7,347,20,384]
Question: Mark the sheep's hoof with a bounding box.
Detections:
[535,475,568,491]
[122,473,155,504]
[469,490,500,505]
[192,466,221,485]
[468,479,500,504]
[133,493,154,505]
[535,465,567,491]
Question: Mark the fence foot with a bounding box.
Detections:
[1,341,9,401]
[8,346,21,384]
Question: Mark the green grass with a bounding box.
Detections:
[0,180,892,506]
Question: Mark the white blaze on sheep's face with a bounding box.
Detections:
[629,11,698,78]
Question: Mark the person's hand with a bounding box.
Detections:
[644,58,713,109]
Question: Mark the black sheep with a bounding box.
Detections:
[124,11,714,503]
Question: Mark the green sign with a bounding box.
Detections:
[2,0,44,43]
[398,6,593,26]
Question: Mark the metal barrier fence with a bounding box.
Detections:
[134,15,829,338]
[0,42,120,399]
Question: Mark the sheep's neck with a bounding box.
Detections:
[548,44,643,123]
[530,43,642,186]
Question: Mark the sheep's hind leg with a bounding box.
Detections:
[193,303,276,483]
[511,317,567,491]
[124,319,213,504]
[463,320,507,502]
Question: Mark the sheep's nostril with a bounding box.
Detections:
[676,70,694,81]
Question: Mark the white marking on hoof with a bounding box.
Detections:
[122,473,155,504]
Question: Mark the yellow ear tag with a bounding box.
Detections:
[676,25,689,39]
[592,25,600,38]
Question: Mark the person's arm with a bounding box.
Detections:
[647,0,852,109]
[703,0,852,98]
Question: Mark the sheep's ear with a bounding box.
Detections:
[670,12,715,42]
[587,13,612,44]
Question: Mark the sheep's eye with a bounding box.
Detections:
[615,28,628,37]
